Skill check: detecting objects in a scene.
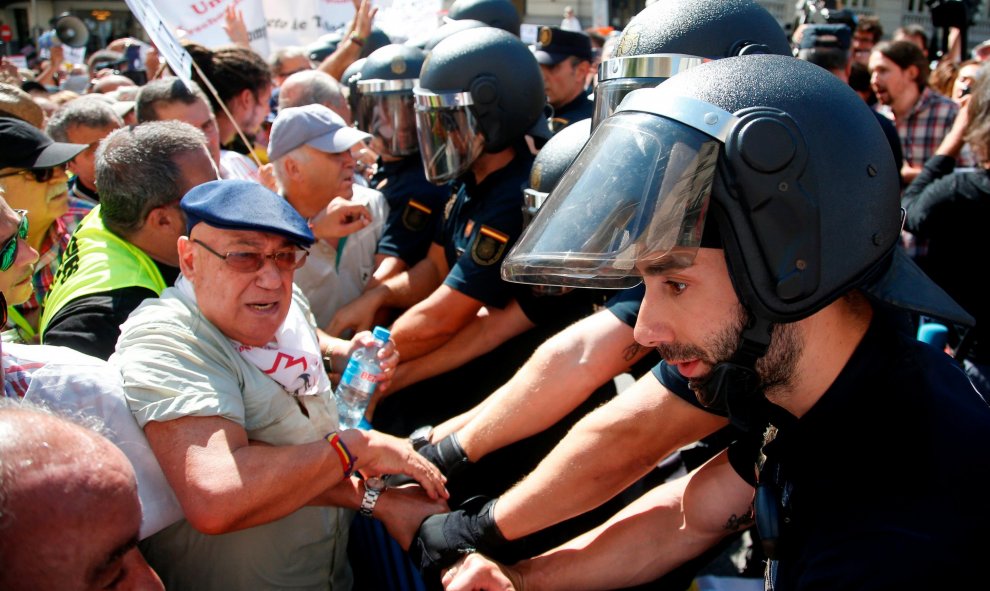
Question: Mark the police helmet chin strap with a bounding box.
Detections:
[699,314,774,433]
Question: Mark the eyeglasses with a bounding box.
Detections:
[0,210,29,272]
[0,164,67,184]
[191,238,309,272]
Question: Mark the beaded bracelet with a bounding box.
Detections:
[349,32,365,47]
[325,432,356,478]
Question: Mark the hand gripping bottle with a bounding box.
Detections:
[334,326,391,429]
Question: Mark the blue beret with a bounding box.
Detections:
[181,179,315,247]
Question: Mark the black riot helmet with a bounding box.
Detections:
[357,44,426,157]
[423,19,488,52]
[341,57,367,123]
[505,55,972,425]
[524,118,589,228]
[306,32,344,64]
[445,0,520,36]
[414,27,544,183]
[362,28,392,57]
[593,0,791,129]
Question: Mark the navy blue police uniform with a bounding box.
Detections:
[373,154,450,268]
[549,92,595,133]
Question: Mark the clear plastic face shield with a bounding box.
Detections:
[592,54,706,130]
[414,87,486,183]
[502,92,739,288]
[358,79,421,157]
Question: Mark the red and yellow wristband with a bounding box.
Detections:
[325,432,356,478]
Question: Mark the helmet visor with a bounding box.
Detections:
[592,77,659,130]
[414,88,485,183]
[502,110,722,288]
[358,82,420,157]
[592,55,706,130]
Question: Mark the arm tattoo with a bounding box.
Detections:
[724,508,756,532]
[622,341,642,362]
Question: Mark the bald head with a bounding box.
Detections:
[279,70,352,124]
[90,74,139,95]
[0,402,162,590]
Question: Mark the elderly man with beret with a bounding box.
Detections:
[112,179,447,590]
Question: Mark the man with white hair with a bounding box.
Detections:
[269,103,389,327]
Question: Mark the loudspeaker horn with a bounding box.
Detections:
[54,15,90,48]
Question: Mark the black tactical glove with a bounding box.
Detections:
[410,496,507,571]
[419,432,472,478]
[385,432,472,487]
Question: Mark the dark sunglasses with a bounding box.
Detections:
[0,164,66,184]
[1,290,7,327]
[1,210,29,272]
[191,238,309,273]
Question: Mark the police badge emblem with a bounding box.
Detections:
[471,225,510,266]
[402,199,433,232]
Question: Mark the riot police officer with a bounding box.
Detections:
[446,53,987,591]
[358,44,450,288]
[326,28,548,433]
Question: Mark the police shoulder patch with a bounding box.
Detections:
[471,225,510,266]
[402,199,433,232]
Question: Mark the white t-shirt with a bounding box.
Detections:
[294,184,389,327]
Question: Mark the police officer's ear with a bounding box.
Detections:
[469,75,499,145]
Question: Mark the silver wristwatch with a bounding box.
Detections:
[359,476,386,517]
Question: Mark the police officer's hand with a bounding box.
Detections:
[385,433,472,488]
[410,497,508,572]
[325,290,383,338]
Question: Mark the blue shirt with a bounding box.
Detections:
[438,151,533,308]
[373,155,450,267]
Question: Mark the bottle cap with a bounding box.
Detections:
[372,326,391,342]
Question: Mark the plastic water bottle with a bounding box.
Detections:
[334,326,391,429]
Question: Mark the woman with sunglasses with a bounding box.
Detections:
[0,117,89,342]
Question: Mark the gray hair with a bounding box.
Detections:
[269,46,311,75]
[96,120,207,237]
[45,97,123,142]
[271,145,312,187]
[135,78,212,123]
[279,70,348,113]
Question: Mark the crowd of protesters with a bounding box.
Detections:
[2,1,990,590]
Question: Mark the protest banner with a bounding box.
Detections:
[125,0,194,82]
[142,0,441,57]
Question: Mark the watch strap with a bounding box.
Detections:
[360,478,384,517]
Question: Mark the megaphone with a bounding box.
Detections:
[53,14,90,48]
